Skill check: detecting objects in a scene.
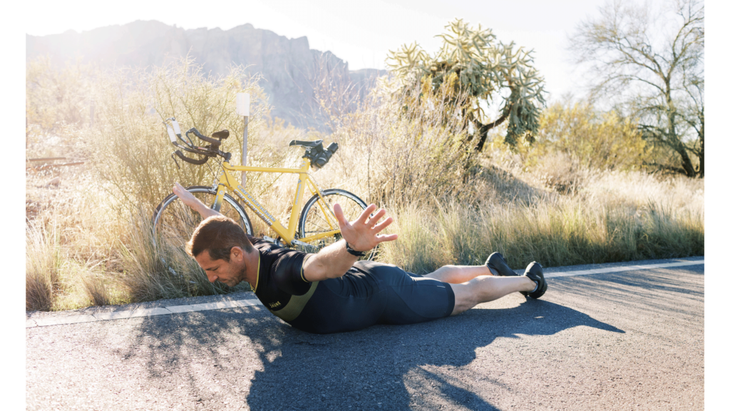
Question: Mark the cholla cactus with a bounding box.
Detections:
[387,19,547,151]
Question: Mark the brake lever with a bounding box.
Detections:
[171,152,181,170]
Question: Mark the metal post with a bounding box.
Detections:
[236,93,251,189]
[242,115,249,187]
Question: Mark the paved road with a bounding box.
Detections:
[26,258,704,410]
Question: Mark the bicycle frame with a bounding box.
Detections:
[212,158,340,246]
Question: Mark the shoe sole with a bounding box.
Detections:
[485,252,518,277]
[520,261,547,299]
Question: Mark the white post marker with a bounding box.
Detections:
[236,93,250,188]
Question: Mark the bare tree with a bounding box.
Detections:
[569,0,704,177]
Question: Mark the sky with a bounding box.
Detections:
[22,0,613,101]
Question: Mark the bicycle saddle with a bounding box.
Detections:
[289,139,323,148]
[212,130,230,139]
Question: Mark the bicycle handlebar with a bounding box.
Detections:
[187,128,221,146]
[165,119,338,168]
[174,150,209,165]
[164,119,225,165]
[289,139,323,148]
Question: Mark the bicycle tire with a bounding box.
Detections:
[298,189,376,260]
[152,186,253,275]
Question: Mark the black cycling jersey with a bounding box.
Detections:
[250,239,316,322]
[250,239,455,334]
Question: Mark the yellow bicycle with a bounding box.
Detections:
[152,118,373,275]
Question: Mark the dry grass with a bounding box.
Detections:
[378,171,704,274]
[26,166,125,310]
[25,58,704,311]
[25,218,61,311]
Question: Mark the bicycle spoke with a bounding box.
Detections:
[299,189,374,259]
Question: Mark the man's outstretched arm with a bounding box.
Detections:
[302,203,398,282]
[172,183,221,219]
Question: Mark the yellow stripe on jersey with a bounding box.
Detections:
[300,254,313,283]
[251,254,261,293]
[270,281,318,322]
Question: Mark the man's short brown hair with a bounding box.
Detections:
[186,215,253,261]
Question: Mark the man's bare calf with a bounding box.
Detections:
[449,275,536,315]
[422,263,537,316]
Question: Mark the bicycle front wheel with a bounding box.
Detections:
[152,186,253,275]
[298,189,376,260]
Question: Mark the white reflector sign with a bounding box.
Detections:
[237,93,250,116]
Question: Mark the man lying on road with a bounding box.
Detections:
[173,182,547,334]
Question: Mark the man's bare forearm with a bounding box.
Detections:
[302,239,360,282]
[190,201,221,219]
[173,183,221,219]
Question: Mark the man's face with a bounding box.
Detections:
[194,248,246,287]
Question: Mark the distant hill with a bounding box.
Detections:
[26,20,386,129]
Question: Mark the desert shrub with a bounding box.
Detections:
[482,99,652,194]
[311,76,479,207]
[90,58,270,212]
[525,99,649,171]
[26,56,95,132]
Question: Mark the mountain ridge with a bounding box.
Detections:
[26,20,386,129]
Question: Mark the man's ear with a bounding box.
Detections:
[230,246,245,262]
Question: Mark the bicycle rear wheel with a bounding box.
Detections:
[152,186,253,275]
[298,189,376,260]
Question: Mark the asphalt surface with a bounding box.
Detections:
[26,257,704,410]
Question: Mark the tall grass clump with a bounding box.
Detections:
[79,269,113,307]
[377,172,703,274]
[26,219,62,311]
[26,168,131,310]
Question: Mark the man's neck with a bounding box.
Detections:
[243,249,260,290]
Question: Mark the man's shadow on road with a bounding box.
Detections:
[119,298,622,410]
[244,299,624,410]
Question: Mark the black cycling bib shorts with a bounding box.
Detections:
[251,240,455,334]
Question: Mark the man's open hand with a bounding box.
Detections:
[333,203,398,252]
